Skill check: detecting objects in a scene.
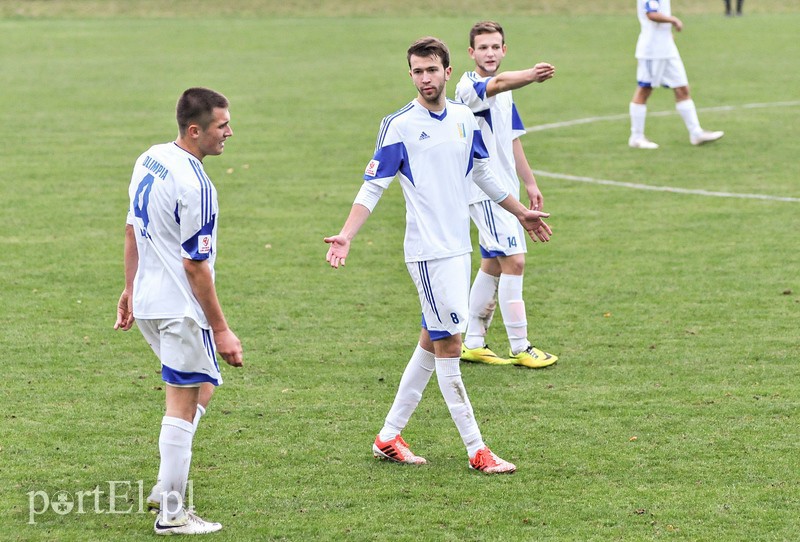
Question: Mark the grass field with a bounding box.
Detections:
[1,1,799,540]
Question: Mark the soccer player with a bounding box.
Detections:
[324,37,552,474]
[114,87,243,535]
[454,20,558,369]
[629,0,724,149]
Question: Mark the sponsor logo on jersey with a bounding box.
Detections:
[365,159,380,177]
[456,123,467,138]
[419,131,430,140]
[199,235,212,254]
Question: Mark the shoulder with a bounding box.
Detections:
[446,99,474,115]
[465,71,488,83]
[644,0,661,12]
[457,71,490,90]
[376,101,416,141]
[381,101,415,125]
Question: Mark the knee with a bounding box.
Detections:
[499,255,525,275]
[632,86,652,103]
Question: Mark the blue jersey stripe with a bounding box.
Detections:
[474,109,493,132]
[188,158,213,225]
[470,75,489,100]
[511,103,525,131]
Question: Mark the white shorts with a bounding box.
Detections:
[469,200,527,258]
[137,317,222,387]
[636,57,688,89]
[406,254,470,341]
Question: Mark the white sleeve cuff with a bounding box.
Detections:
[353,181,385,212]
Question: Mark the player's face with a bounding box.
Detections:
[196,107,233,158]
[409,54,452,109]
[469,32,506,77]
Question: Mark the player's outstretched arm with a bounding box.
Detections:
[324,203,371,269]
[114,224,138,331]
[487,62,555,96]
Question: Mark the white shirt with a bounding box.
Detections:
[126,142,218,327]
[358,99,509,262]
[635,0,680,59]
[455,71,527,203]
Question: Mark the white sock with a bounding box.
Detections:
[676,99,702,137]
[435,357,484,457]
[629,102,647,139]
[498,274,529,355]
[379,344,435,441]
[464,270,499,349]
[193,404,206,431]
[158,416,195,522]
[150,404,205,501]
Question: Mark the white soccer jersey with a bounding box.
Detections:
[126,142,218,328]
[455,71,527,203]
[635,0,680,59]
[361,99,509,263]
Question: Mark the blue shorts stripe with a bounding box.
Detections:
[418,261,441,323]
[480,201,499,243]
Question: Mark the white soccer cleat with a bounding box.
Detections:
[690,130,724,146]
[628,136,659,149]
[154,510,222,535]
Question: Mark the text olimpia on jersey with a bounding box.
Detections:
[362,99,509,263]
[455,71,527,203]
[126,142,218,328]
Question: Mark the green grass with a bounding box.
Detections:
[1,4,799,541]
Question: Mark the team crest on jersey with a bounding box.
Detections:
[199,235,212,254]
[456,123,467,138]
[365,159,380,177]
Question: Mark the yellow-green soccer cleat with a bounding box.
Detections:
[509,346,558,369]
[460,344,513,365]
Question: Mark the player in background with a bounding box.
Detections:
[114,87,243,535]
[324,37,552,474]
[455,20,558,369]
[629,0,724,149]
[724,0,743,16]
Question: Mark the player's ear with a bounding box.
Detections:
[187,124,201,138]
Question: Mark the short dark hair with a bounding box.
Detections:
[176,87,229,135]
[407,36,450,69]
[469,20,505,49]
